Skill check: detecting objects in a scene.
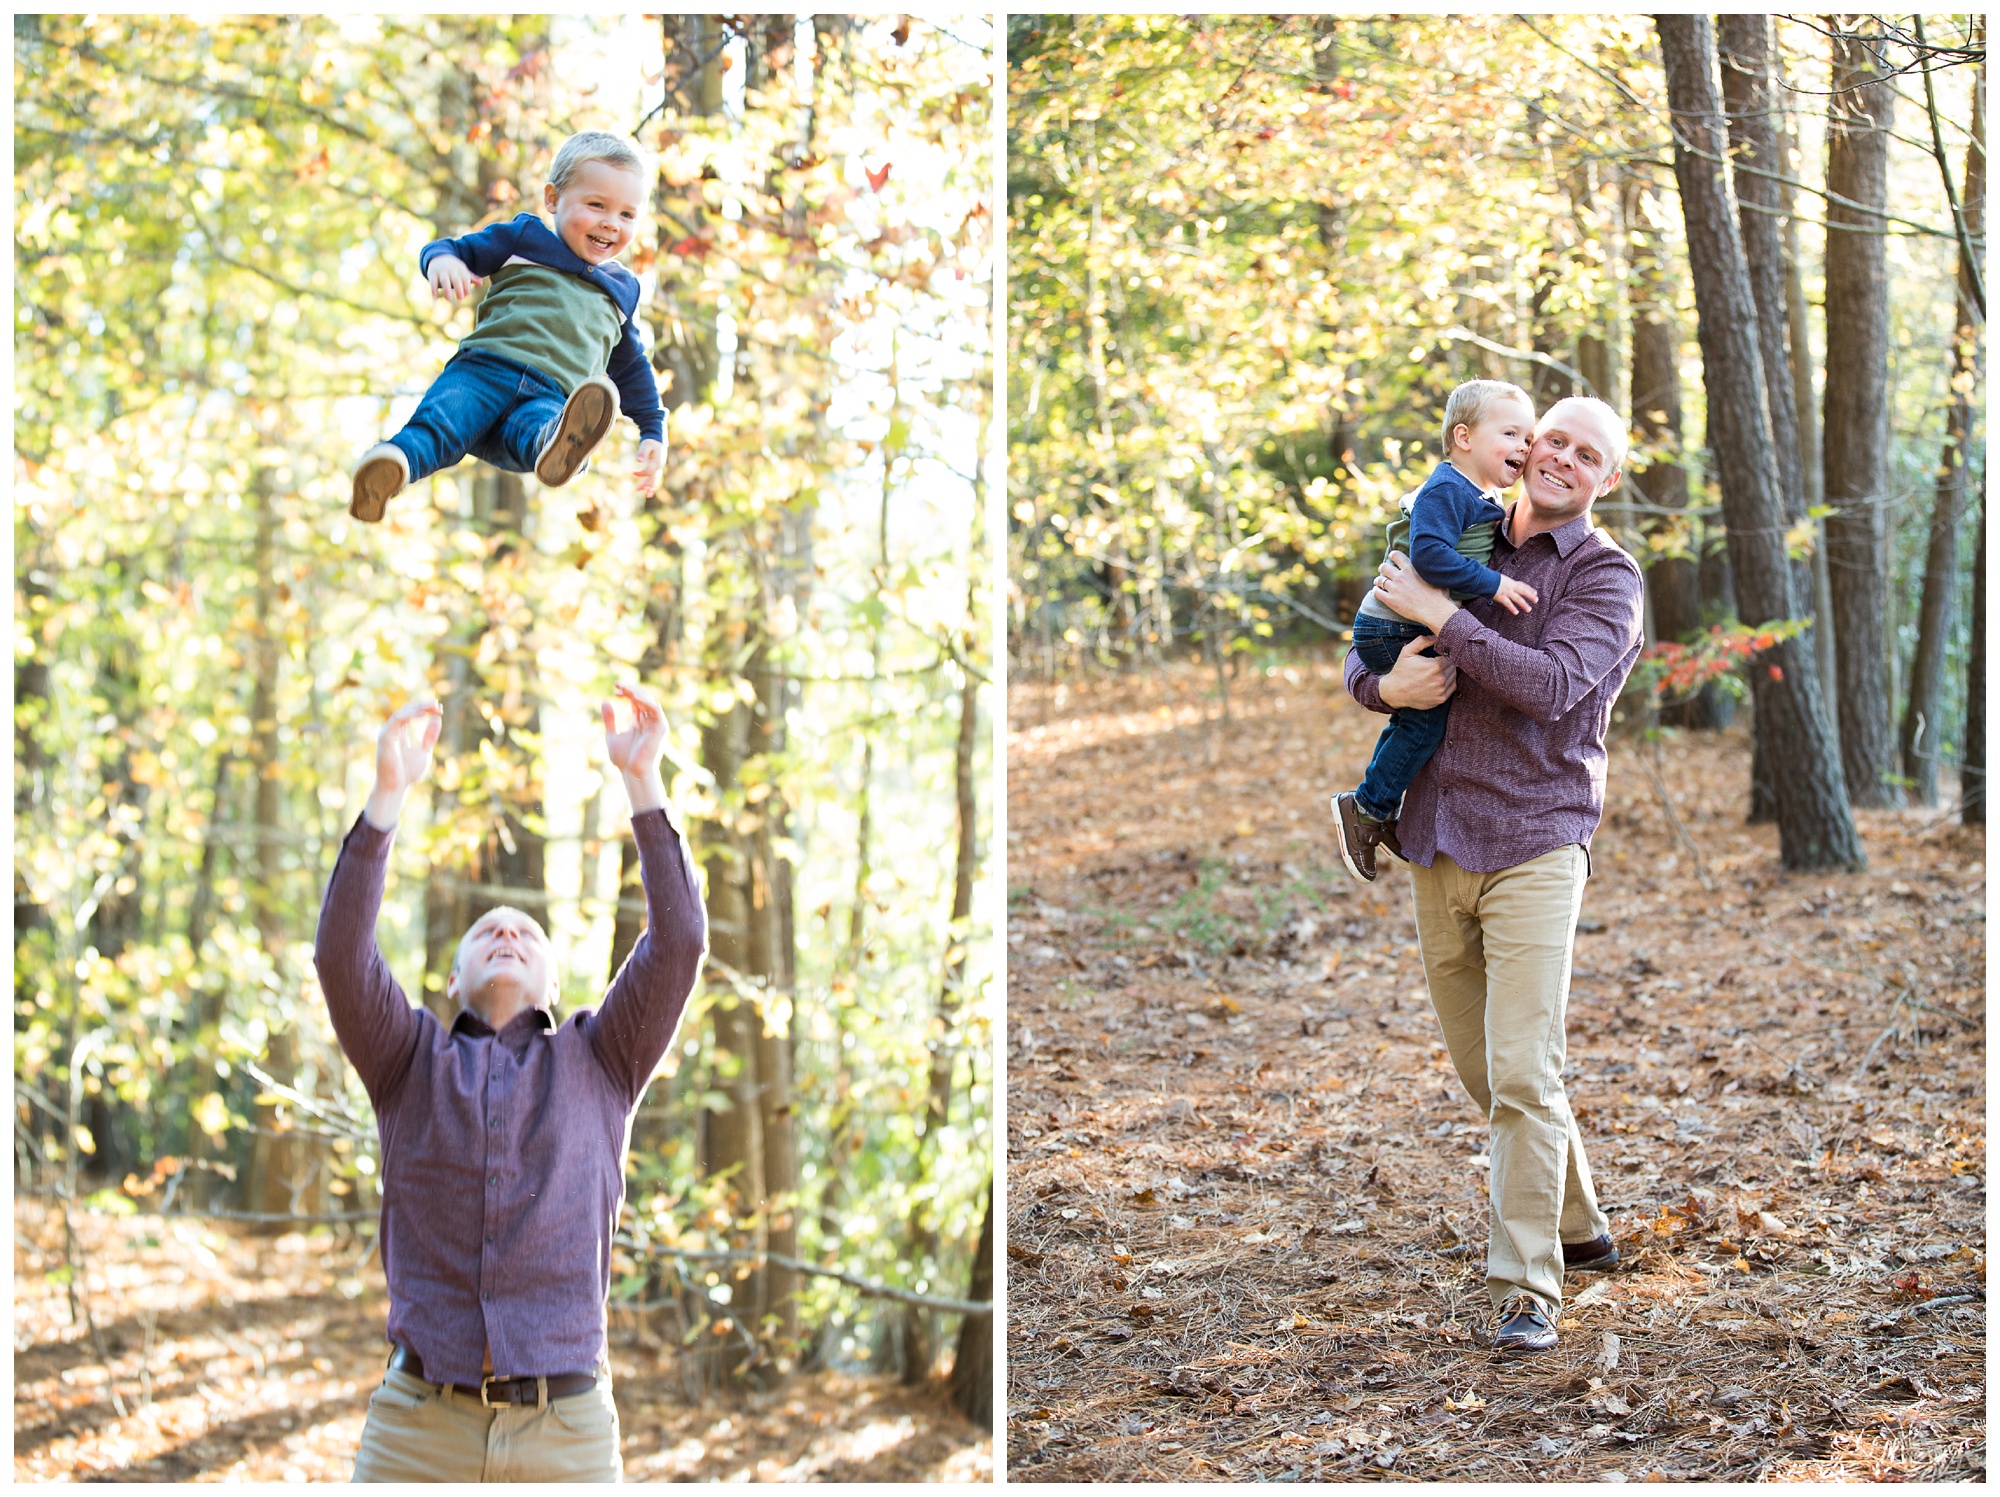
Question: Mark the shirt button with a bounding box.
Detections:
[486,1233,494,1244]
[482,1290,491,1302]
[488,1174,498,1186]
[489,1118,499,1129]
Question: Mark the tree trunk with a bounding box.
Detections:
[1820,16,1903,807]
[1626,178,1716,728]
[1963,503,1984,825]
[944,1177,993,1427]
[1900,64,1984,804]
[1777,73,1841,759]
[1654,14,1862,869]
[1720,14,1821,819]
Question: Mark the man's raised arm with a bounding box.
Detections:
[313,701,439,1109]
[587,684,708,1107]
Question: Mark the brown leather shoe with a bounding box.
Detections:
[1562,1234,1621,1272]
[1492,1293,1558,1354]
[349,442,409,523]
[1378,817,1405,862]
[534,375,618,488]
[1331,793,1383,883]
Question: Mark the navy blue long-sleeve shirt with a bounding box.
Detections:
[419,213,664,444]
[1407,461,1508,597]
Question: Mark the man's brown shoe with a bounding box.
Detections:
[1331,793,1384,884]
[1492,1293,1558,1354]
[1562,1234,1620,1272]
[534,375,618,488]
[349,442,409,523]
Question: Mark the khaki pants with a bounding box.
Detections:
[351,1365,622,1483]
[1408,845,1608,1315]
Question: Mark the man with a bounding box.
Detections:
[316,683,705,1480]
[1345,396,1644,1354]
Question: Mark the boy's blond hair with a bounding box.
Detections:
[1440,379,1534,455]
[548,130,648,193]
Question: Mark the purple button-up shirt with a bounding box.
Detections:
[1346,508,1645,873]
[313,807,705,1386]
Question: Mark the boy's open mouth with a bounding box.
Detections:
[586,234,617,254]
[1503,457,1524,478]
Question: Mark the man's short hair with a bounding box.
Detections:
[1541,395,1631,476]
[1441,379,1535,454]
[547,130,648,193]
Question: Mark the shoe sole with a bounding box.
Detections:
[1329,796,1377,884]
[536,382,616,488]
[350,456,404,523]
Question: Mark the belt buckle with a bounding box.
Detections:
[480,1375,502,1409]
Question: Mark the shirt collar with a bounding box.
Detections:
[1502,504,1599,557]
[450,1005,557,1038]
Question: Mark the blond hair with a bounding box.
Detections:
[1440,379,1534,455]
[547,130,648,193]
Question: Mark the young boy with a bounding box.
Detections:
[349,130,666,523]
[1331,380,1540,882]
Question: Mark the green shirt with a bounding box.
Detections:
[459,263,623,396]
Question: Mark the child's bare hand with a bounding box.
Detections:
[633,439,664,497]
[1492,575,1539,615]
[428,255,479,303]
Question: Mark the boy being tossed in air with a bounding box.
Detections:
[1331,380,1540,882]
[349,130,664,522]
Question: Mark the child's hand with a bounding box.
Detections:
[428,255,479,303]
[633,439,664,497]
[1492,575,1539,616]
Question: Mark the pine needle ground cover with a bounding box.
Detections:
[14,1198,992,1482]
[1005,655,1983,1483]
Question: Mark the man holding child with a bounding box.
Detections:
[1344,394,1645,1354]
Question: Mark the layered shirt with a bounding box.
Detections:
[314,808,705,1386]
[1345,507,1645,873]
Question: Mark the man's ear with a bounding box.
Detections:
[445,968,460,1006]
[1597,469,1623,500]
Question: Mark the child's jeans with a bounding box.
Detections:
[386,350,569,483]
[1350,612,1451,822]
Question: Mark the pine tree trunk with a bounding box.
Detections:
[1900,66,1984,805]
[945,1177,994,1427]
[1655,14,1862,870]
[1962,504,1984,825]
[1821,17,1903,807]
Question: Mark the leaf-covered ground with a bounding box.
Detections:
[1005,655,1985,1482]
[14,1197,991,1483]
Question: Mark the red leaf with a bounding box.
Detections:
[1768,665,1784,681]
[866,162,893,192]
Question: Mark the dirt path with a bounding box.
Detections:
[14,1197,990,1482]
[1005,655,1984,1482]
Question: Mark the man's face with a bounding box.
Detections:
[1521,399,1623,527]
[543,159,647,267]
[448,906,555,1024]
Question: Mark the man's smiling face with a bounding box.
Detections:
[1521,398,1625,529]
[448,906,556,1025]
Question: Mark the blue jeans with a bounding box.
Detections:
[1350,612,1451,822]
[387,350,567,483]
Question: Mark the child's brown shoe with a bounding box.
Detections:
[1378,817,1405,863]
[350,442,410,523]
[1331,793,1384,884]
[535,375,618,488]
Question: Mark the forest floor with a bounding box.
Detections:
[14,1196,991,1483]
[1006,651,1985,1483]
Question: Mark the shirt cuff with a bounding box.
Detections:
[1437,608,1484,656]
[347,811,396,857]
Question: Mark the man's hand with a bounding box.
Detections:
[427,254,479,303]
[602,682,669,815]
[633,439,664,497]
[1373,550,1458,633]
[364,700,442,830]
[1377,635,1457,711]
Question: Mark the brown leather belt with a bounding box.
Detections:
[387,1343,597,1406]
